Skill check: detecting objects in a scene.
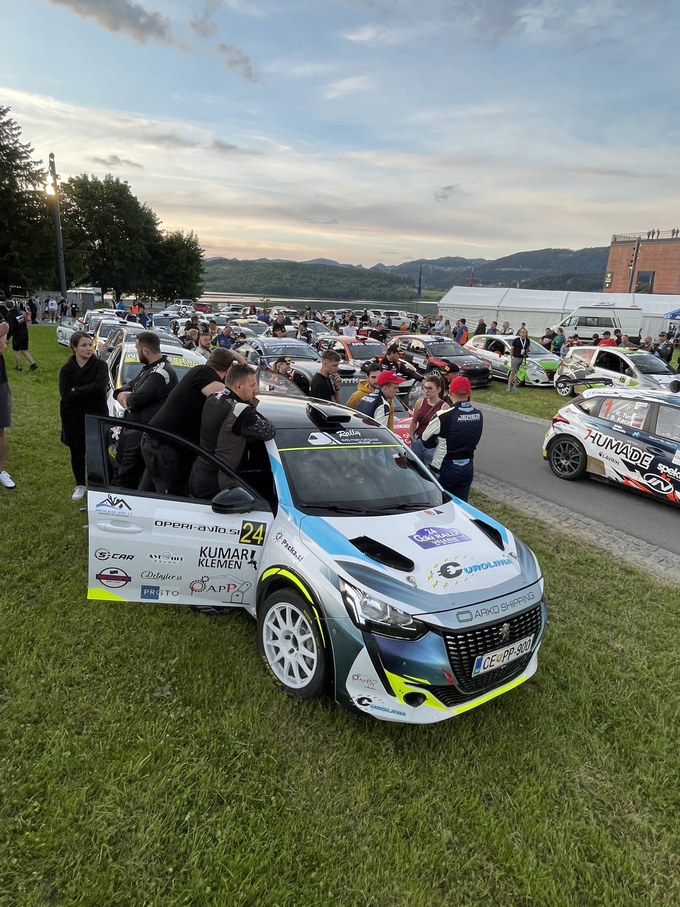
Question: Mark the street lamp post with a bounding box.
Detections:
[47,153,68,300]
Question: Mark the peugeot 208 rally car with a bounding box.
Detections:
[85,398,546,724]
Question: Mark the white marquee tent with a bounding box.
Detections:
[438,286,679,336]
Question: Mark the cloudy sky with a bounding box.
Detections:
[2,0,679,265]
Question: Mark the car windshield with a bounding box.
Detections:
[97,321,122,340]
[629,352,673,375]
[276,428,445,515]
[256,368,306,398]
[347,342,385,358]
[426,341,467,357]
[263,343,320,361]
[527,339,554,357]
[120,353,200,384]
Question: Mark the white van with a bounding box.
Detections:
[552,306,643,338]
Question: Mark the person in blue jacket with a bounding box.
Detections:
[422,375,483,502]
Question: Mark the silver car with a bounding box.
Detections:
[555,346,678,398]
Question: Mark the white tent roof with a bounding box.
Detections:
[439,285,679,315]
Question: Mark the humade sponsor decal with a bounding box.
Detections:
[409,527,470,549]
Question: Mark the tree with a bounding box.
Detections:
[0,107,56,292]
[151,230,204,302]
[60,174,162,300]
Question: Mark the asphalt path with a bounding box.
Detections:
[474,404,680,556]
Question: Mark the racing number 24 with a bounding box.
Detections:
[240,520,267,546]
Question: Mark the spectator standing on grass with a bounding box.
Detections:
[28,296,38,325]
[501,321,513,335]
[310,349,342,403]
[507,327,530,392]
[551,327,565,355]
[4,295,38,372]
[47,296,58,323]
[455,318,469,344]
[59,331,109,501]
[343,316,358,338]
[473,318,487,336]
[0,321,15,488]
[488,321,498,335]
[434,314,445,334]
[422,376,483,502]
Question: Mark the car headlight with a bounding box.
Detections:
[340,579,426,639]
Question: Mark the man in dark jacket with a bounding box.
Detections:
[3,295,37,371]
[113,332,178,487]
[422,376,483,502]
[189,363,276,499]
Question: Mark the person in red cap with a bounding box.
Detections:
[354,370,406,426]
[421,375,483,502]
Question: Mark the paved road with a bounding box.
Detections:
[473,403,680,557]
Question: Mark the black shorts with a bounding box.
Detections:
[12,335,29,352]
[0,383,11,428]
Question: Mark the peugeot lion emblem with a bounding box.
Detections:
[499,623,511,642]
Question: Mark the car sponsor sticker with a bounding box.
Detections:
[94,548,134,561]
[673,449,680,466]
[140,585,180,600]
[95,495,132,517]
[95,567,132,589]
[456,588,538,623]
[272,529,310,563]
[239,520,267,546]
[148,551,183,564]
[189,576,252,603]
[583,429,653,469]
[409,527,471,549]
[198,546,258,570]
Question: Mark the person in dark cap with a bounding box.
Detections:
[422,376,483,502]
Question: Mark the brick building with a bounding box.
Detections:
[605,230,680,295]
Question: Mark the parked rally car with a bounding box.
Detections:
[395,335,491,387]
[543,385,680,506]
[555,346,678,398]
[466,335,561,386]
[86,398,546,724]
[106,342,206,418]
[234,337,356,395]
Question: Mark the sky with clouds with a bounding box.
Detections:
[2,0,679,265]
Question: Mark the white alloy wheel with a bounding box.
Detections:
[258,591,327,699]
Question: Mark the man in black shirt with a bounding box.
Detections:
[0,321,14,488]
[310,350,342,402]
[369,322,389,344]
[141,348,244,494]
[189,363,276,499]
[113,332,178,487]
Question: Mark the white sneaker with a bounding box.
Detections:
[0,470,15,488]
[71,485,87,501]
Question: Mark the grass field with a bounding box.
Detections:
[1,329,679,906]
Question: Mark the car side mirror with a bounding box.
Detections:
[211,486,257,514]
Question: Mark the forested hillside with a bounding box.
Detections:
[202,247,610,297]
[203,258,416,301]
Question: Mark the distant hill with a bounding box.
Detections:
[202,258,415,301]
[201,247,610,299]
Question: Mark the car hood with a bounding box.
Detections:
[297,500,540,619]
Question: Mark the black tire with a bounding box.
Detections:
[257,590,328,699]
[548,436,587,481]
[555,376,574,398]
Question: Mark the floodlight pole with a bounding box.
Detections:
[48,153,68,300]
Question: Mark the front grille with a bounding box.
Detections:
[442,603,543,695]
[544,369,556,380]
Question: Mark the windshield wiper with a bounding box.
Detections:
[303,504,371,514]
[367,502,435,513]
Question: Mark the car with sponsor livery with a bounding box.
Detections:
[106,342,206,418]
[316,336,388,368]
[99,323,183,361]
[85,397,546,724]
[395,335,491,387]
[554,345,678,398]
[234,337,356,395]
[465,335,561,386]
[543,386,680,505]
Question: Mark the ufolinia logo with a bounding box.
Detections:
[95,495,132,517]
[96,567,132,589]
[409,527,470,549]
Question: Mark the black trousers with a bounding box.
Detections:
[68,438,86,486]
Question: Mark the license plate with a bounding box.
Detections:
[472,634,534,677]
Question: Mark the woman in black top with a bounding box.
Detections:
[59,331,109,501]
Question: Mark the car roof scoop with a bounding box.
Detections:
[306,402,352,426]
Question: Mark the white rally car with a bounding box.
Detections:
[85,398,546,724]
[543,385,680,505]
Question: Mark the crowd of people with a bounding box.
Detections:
[1,297,677,503]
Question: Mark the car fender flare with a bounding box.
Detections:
[258,566,328,648]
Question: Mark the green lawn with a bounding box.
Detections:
[1,329,679,906]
